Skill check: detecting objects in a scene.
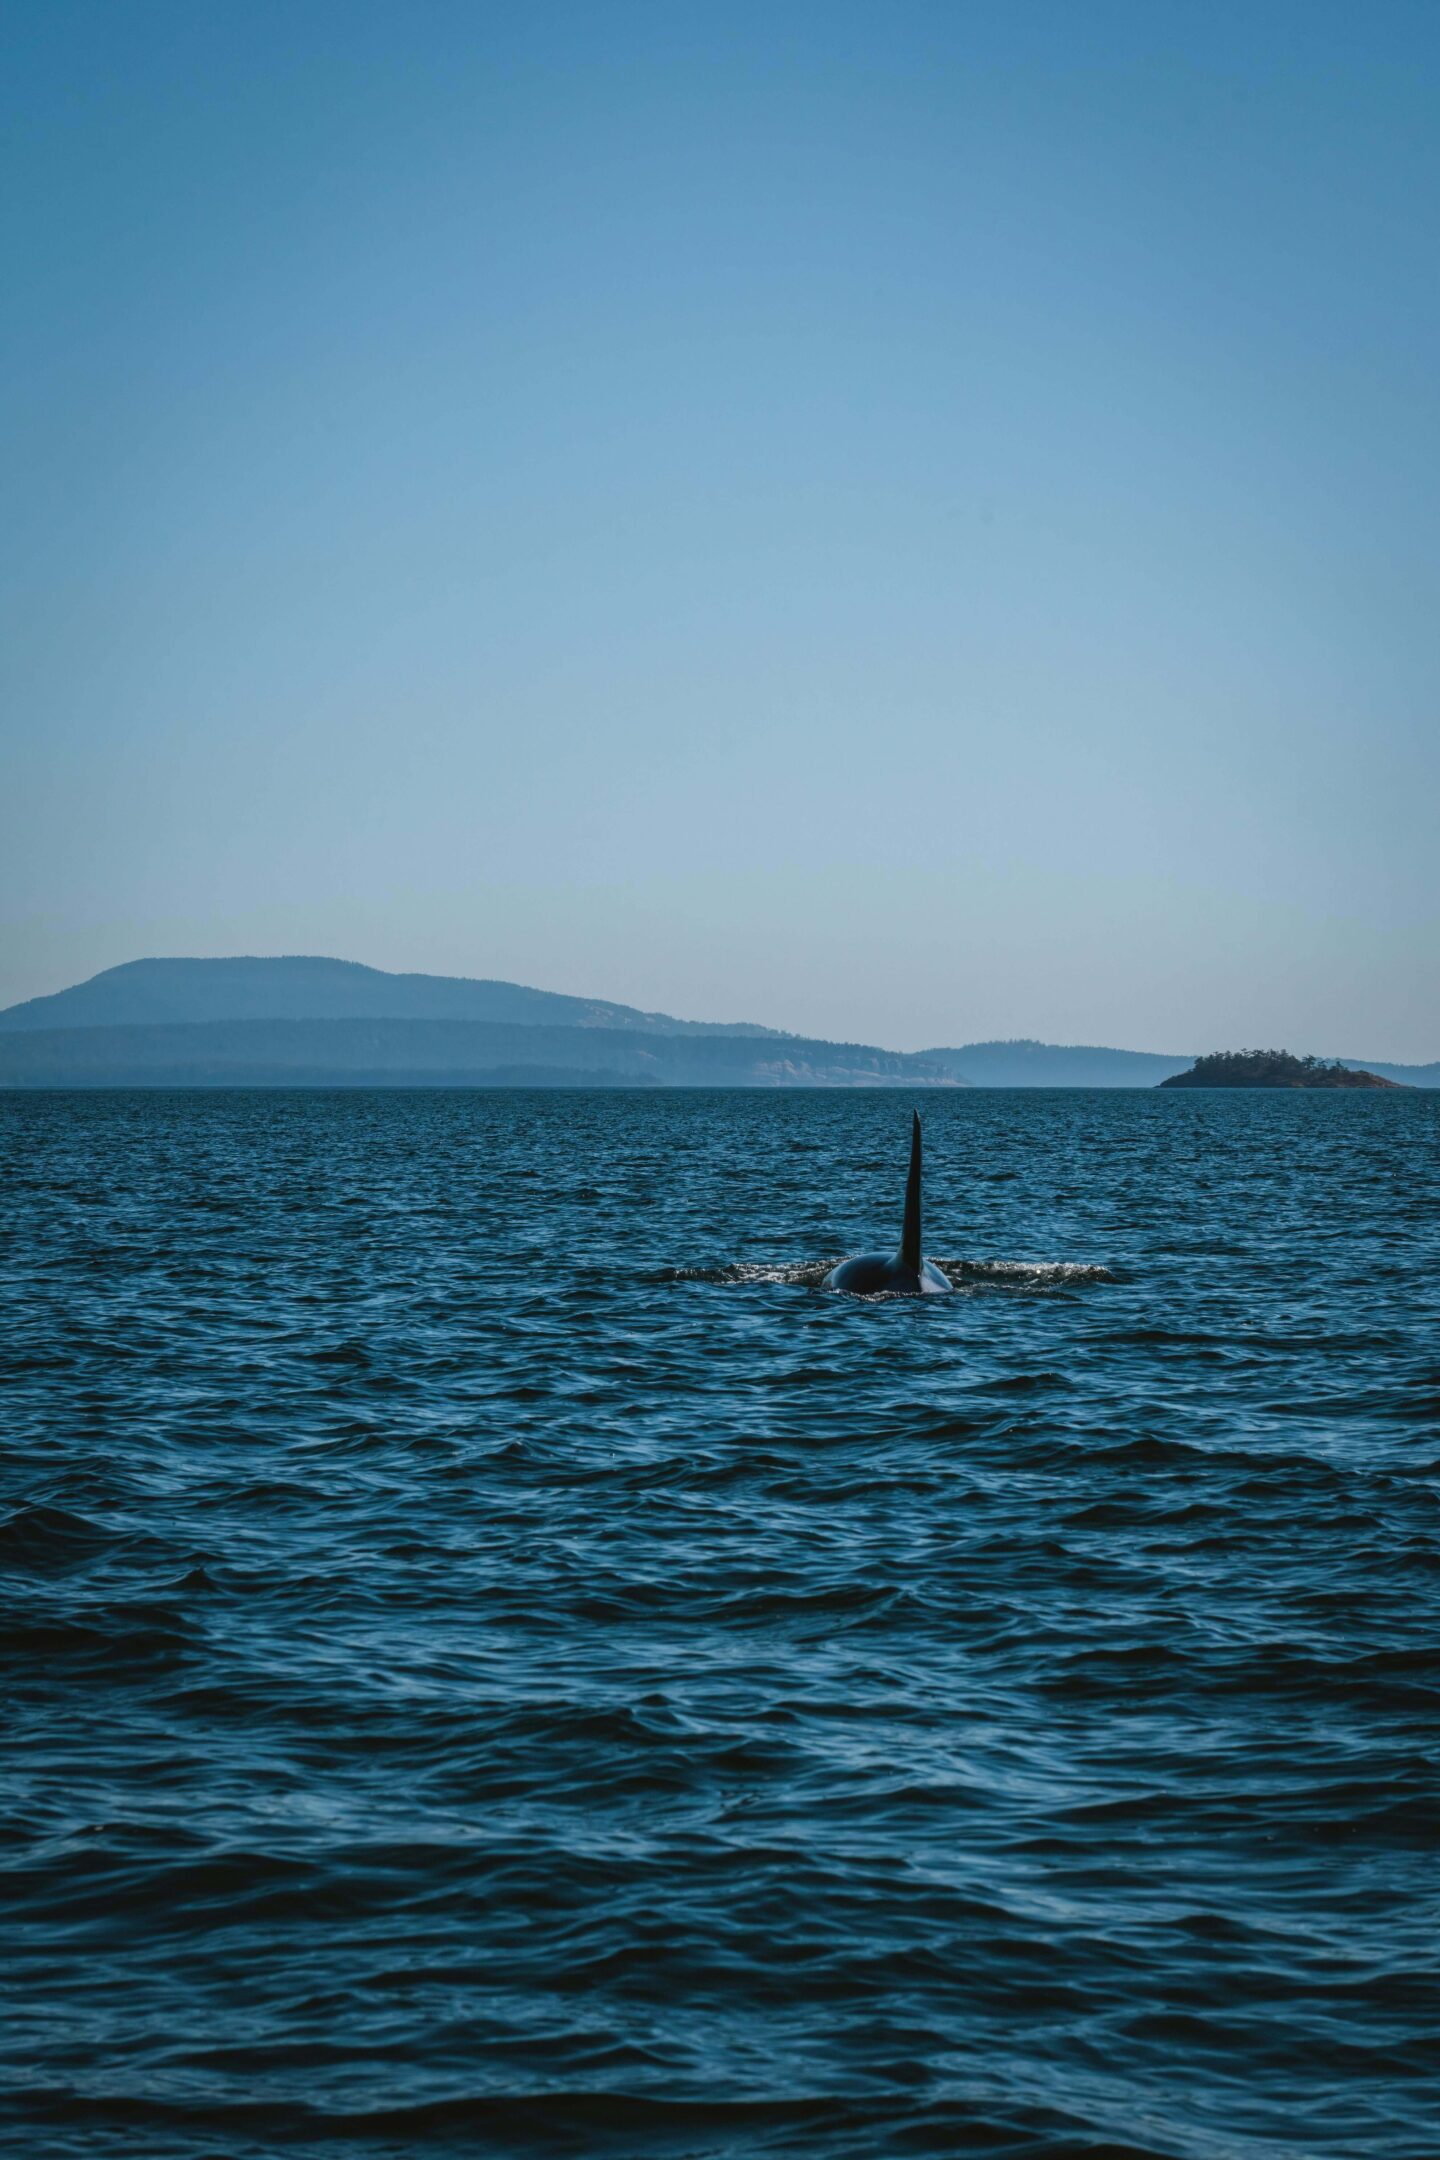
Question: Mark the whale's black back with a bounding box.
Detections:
[823,1108,952,1296]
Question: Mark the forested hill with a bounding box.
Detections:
[1161,1050,1402,1090]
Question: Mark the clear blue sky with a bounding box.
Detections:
[3,0,1436,1055]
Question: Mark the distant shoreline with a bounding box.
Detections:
[0,1077,1430,1096]
[1,960,1435,1088]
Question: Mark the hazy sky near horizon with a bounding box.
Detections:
[4,1,1437,1056]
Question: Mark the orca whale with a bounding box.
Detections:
[824,1111,953,1295]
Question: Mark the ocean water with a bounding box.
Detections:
[2,1086,1437,2160]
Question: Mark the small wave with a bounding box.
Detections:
[940,1259,1115,1289]
[0,1603,195,1674]
[666,1258,1114,1293]
[0,1505,119,1574]
[665,1259,833,1288]
[1082,1433,1201,1467]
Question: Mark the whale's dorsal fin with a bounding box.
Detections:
[900,1110,922,1272]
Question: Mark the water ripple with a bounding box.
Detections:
[1,1086,1436,2158]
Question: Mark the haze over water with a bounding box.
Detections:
[4,1086,1436,2158]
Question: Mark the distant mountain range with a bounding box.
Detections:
[0,957,1434,1088]
[0,955,782,1038]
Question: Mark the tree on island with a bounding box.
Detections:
[1160,1049,1399,1089]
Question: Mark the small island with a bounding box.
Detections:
[1160,1049,1401,1089]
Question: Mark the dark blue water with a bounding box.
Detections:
[3,1087,1437,2160]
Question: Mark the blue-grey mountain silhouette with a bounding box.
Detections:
[0,956,780,1037]
[0,959,1433,1087]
